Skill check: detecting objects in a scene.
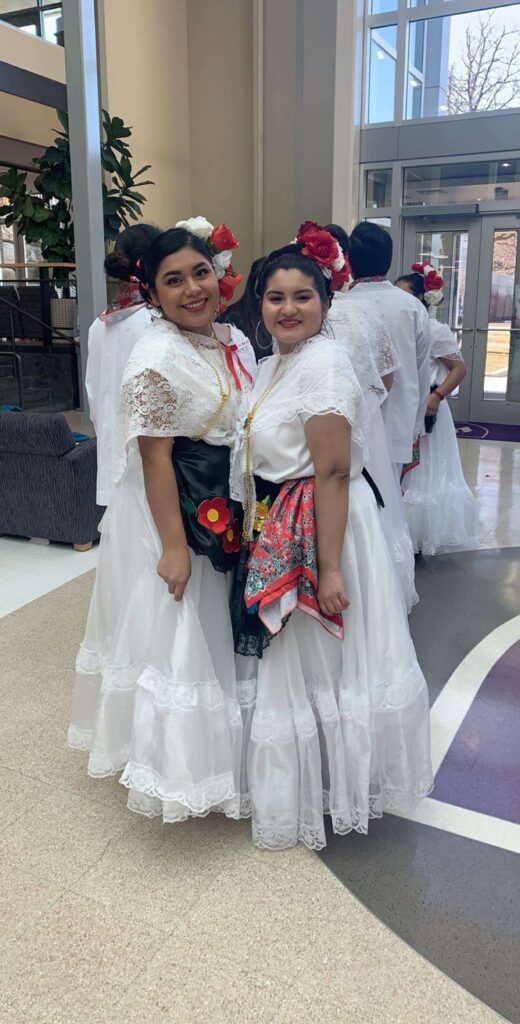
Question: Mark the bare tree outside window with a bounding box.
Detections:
[447,12,520,115]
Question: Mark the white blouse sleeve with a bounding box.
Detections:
[297,340,367,450]
[430,321,464,362]
[115,329,191,483]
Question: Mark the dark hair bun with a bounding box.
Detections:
[104,249,132,281]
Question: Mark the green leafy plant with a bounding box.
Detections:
[0,109,153,280]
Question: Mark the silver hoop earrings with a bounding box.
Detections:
[255,320,273,352]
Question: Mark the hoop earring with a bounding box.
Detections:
[255,320,272,352]
[149,305,164,321]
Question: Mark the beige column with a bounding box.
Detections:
[96,0,192,229]
[261,0,358,253]
[186,0,254,279]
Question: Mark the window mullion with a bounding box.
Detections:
[395,5,407,123]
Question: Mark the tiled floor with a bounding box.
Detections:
[0,535,98,618]
[0,571,505,1024]
[459,438,520,548]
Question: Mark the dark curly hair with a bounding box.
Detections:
[104,223,162,282]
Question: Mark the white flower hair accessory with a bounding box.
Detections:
[175,216,214,240]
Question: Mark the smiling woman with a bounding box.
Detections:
[230,225,433,850]
[137,229,221,333]
[68,218,258,827]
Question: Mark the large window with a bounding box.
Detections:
[367,25,398,123]
[365,0,520,124]
[405,5,520,119]
[366,167,393,207]
[403,159,520,205]
[0,2,63,45]
[370,0,398,11]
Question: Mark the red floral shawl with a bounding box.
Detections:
[244,477,344,640]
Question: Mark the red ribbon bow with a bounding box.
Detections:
[221,342,253,391]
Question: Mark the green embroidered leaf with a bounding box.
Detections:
[180,494,197,515]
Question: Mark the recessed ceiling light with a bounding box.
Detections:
[410,79,420,88]
[502,162,511,167]
[376,49,386,59]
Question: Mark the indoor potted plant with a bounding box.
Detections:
[0,109,153,328]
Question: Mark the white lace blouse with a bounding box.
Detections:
[329,291,400,380]
[249,335,367,485]
[115,318,256,485]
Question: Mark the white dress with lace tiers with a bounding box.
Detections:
[68,318,257,823]
[401,321,479,555]
[244,336,432,850]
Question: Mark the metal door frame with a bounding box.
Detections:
[467,214,520,425]
[402,215,482,421]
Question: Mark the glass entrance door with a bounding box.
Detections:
[469,218,520,424]
[403,215,520,425]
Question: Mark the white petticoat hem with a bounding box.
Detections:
[67,725,432,849]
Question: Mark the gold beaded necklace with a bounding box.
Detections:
[242,357,285,540]
[183,324,233,442]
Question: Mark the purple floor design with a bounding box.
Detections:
[432,639,520,824]
[455,421,520,442]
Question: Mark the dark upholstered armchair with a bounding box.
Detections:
[0,412,103,550]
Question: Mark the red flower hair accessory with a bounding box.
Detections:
[411,261,444,305]
[294,222,350,292]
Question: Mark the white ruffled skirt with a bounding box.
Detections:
[246,474,432,851]
[68,454,249,821]
[401,401,479,556]
[69,463,432,850]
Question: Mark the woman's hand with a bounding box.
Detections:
[317,568,350,616]
[157,545,192,600]
[426,391,441,417]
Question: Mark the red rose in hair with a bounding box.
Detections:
[219,265,243,302]
[411,261,428,274]
[210,224,239,252]
[300,230,339,268]
[297,220,321,241]
[424,270,444,291]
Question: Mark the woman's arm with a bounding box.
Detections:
[426,355,467,416]
[304,413,351,616]
[138,435,191,600]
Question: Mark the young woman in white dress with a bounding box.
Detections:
[68,219,257,824]
[396,267,479,555]
[325,224,418,612]
[232,225,433,851]
[85,223,161,506]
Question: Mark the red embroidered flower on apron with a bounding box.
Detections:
[197,497,231,534]
[222,519,241,554]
